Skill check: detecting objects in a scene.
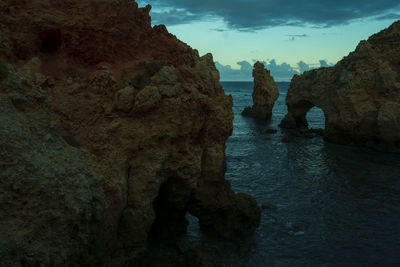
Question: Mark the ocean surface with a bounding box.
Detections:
[186,81,400,266]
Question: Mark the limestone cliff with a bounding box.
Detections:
[242,61,279,119]
[0,0,260,265]
[0,63,107,266]
[280,21,400,151]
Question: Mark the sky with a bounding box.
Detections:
[137,0,400,81]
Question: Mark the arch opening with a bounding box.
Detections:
[306,106,326,130]
[148,178,190,240]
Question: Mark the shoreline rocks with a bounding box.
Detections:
[242,62,279,119]
[280,21,400,152]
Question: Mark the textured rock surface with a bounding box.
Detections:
[242,61,279,119]
[280,21,400,151]
[0,0,260,265]
[0,63,106,266]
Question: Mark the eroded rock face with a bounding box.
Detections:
[280,21,400,151]
[0,0,260,264]
[242,61,279,119]
[0,64,106,266]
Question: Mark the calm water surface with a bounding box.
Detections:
[186,81,400,266]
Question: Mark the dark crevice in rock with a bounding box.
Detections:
[125,165,131,209]
[117,164,132,243]
[148,178,190,240]
[0,63,8,82]
[39,29,62,53]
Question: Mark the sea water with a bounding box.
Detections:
[186,82,400,266]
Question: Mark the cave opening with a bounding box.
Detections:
[39,29,62,53]
[306,106,326,130]
[148,178,191,240]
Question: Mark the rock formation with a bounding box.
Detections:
[0,0,260,265]
[242,61,279,119]
[280,21,400,151]
[0,63,107,266]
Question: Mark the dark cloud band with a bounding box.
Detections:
[142,0,400,30]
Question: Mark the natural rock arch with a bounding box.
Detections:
[306,106,326,130]
[281,21,400,151]
[281,99,327,130]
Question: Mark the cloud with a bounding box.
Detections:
[319,60,330,67]
[210,28,229,32]
[286,34,310,41]
[374,13,400,21]
[142,0,400,30]
[216,59,336,81]
[297,60,310,73]
[150,8,202,25]
[216,60,299,81]
[264,60,299,81]
[236,61,253,72]
[287,34,309,38]
[215,61,253,81]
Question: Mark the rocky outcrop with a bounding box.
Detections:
[0,0,260,265]
[242,61,279,119]
[0,63,106,266]
[280,21,400,151]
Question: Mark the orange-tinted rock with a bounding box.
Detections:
[242,61,279,119]
[0,0,260,264]
[280,21,400,151]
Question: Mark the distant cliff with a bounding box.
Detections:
[280,21,400,151]
[0,0,260,265]
[242,62,279,119]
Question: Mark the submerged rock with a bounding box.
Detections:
[242,62,279,119]
[0,0,260,265]
[280,21,400,151]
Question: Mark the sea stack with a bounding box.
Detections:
[0,0,260,265]
[280,20,400,151]
[242,61,279,119]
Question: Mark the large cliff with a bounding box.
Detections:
[0,0,260,265]
[242,61,279,119]
[0,62,107,266]
[280,21,400,151]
